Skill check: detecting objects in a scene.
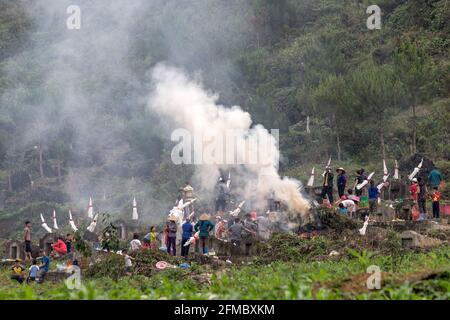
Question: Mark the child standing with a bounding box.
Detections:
[149,226,158,250]
[431,187,441,219]
[122,249,134,276]
[130,233,142,251]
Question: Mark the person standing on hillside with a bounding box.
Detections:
[149,226,158,250]
[368,180,379,214]
[130,233,142,251]
[215,178,229,215]
[167,216,178,256]
[431,187,440,219]
[214,216,227,240]
[428,167,443,189]
[181,218,193,257]
[417,177,428,220]
[410,178,418,202]
[354,169,367,197]
[122,249,134,276]
[256,213,271,241]
[320,166,334,203]
[228,217,243,247]
[23,221,32,261]
[242,213,258,255]
[194,214,215,254]
[336,167,347,198]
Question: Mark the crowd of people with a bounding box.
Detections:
[10,166,444,282]
[10,222,79,284]
[123,211,267,260]
[10,249,51,284]
[409,168,443,220]
[319,165,444,221]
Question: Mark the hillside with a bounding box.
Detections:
[0,0,449,238]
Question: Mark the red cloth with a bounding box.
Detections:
[432,191,440,202]
[411,205,420,221]
[52,239,67,255]
[215,220,227,239]
[409,184,418,201]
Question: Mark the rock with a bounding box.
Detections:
[329,250,340,256]
[401,230,442,248]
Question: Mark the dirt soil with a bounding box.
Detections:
[330,269,450,295]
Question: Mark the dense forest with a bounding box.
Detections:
[0,0,449,238]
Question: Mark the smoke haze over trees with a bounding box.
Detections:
[0,0,449,236]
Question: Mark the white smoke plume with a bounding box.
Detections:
[148,65,310,218]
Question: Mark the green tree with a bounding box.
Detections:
[349,61,405,160]
[393,40,437,155]
[312,74,349,161]
[48,139,72,184]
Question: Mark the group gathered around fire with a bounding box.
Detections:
[9,161,445,284]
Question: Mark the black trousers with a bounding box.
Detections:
[199,236,209,254]
[181,238,190,257]
[215,199,226,212]
[432,201,440,218]
[167,236,176,256]
[321,186,333,203]
[337,184,346,198]
[418,200,427,214]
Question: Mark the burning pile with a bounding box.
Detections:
[148,65,311,221]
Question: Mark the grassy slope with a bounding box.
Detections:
[0,246,449,300]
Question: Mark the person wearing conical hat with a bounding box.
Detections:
[194,213,214,255]
[336,167,347,198]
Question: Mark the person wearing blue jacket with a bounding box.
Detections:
[368,180,379,214]
[428,167,443,189]
[181,218,193,257]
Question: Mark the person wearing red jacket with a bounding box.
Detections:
[52,236,68,256]
[409,178,418,202]
[431,187,441,219]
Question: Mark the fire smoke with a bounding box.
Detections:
[148,64,311,219]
